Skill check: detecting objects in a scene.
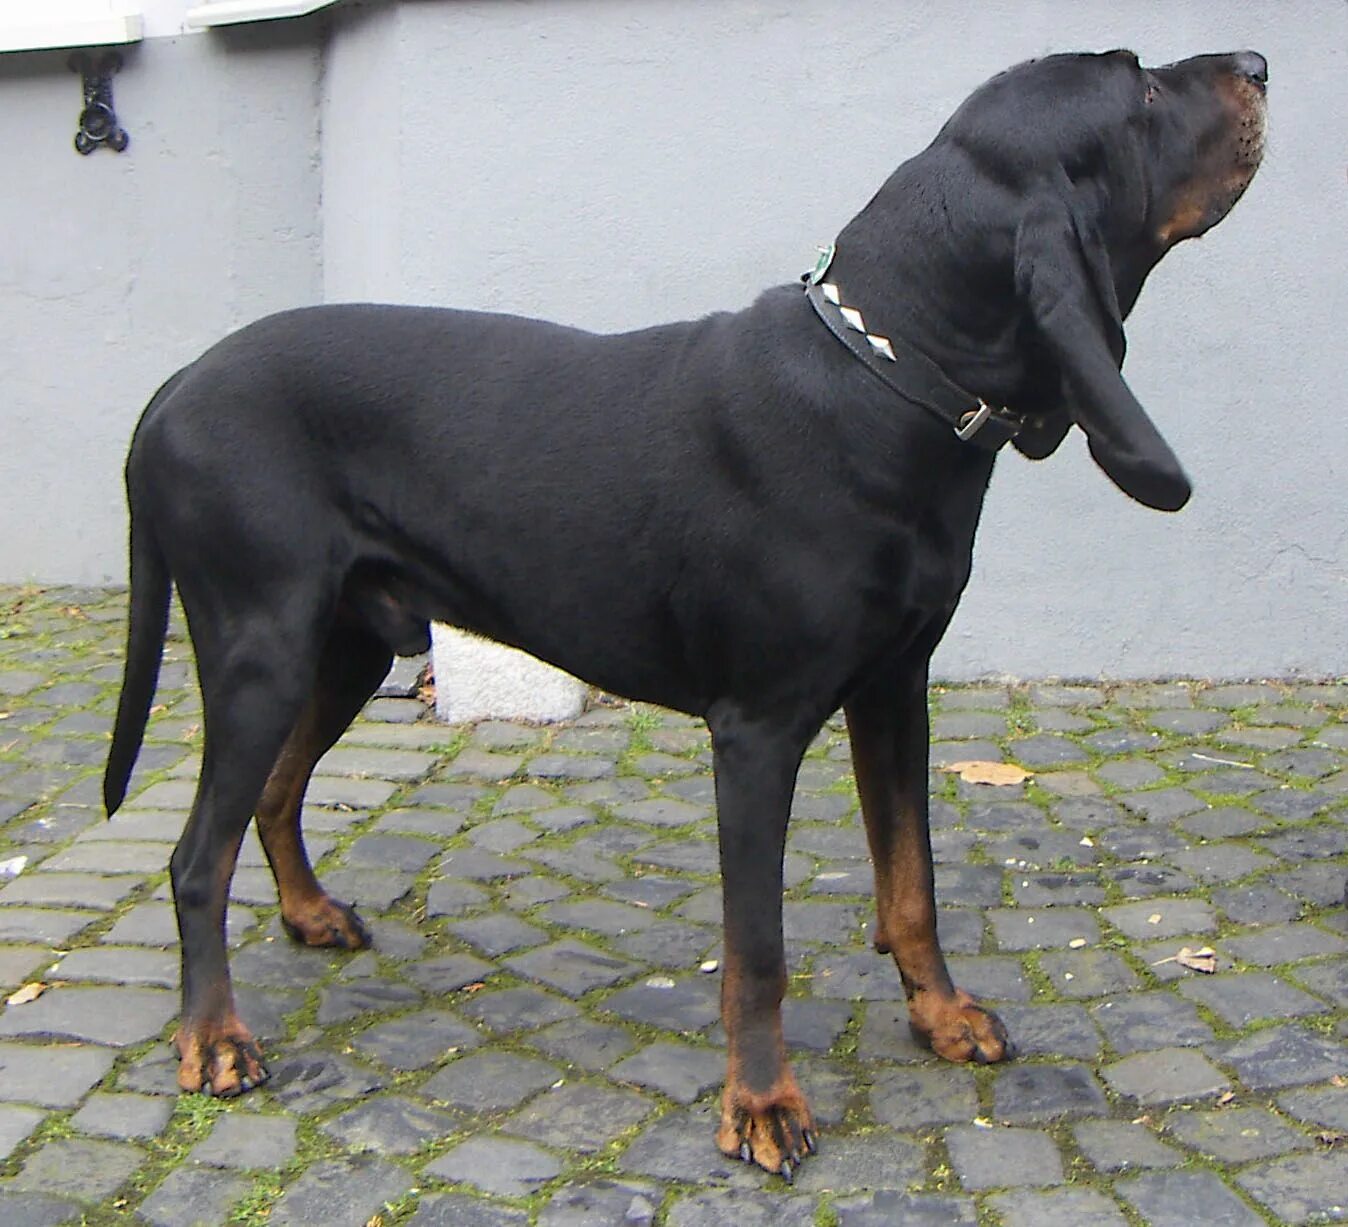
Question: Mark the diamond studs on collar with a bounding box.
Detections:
[819,283,898,363]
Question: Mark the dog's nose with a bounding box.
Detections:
[1232,50,1268,86]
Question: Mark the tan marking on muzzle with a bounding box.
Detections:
[1158,72,1266,246]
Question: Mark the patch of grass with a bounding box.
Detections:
[1004,688,1037,737]
[625,704,663,736]
[1296,1012,1341,1039]
[369,1190,426,1225]
[226,1171,286,1225]
[171,1093,230,1132]
[1020,950,1060,1004]
[21,1109,78,1149]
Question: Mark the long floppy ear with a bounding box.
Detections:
[1014,195,1191,511]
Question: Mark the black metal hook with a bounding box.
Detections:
[69,51,129,155]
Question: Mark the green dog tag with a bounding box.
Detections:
[807,242,836,285]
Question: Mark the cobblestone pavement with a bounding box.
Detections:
[0,586,1345,1226]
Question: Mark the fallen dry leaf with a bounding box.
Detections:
[1147,913,1163,926]
[417,661,436,706]
[1177,946,1218,973]
[1217,1091,1236,1106]
[6,981,48,1006]
[1151,945,1218,974]
[942,760,1032,786]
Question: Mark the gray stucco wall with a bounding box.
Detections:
[0,22,322,583]
[2,0,1344,679]
[322,0,1348,680]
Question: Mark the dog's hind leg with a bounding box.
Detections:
[255,622,394,949]
[169,606,329,1097]
[709,704,820,1180]
[845,655,1012,1065]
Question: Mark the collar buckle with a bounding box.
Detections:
[956,400,1024,446]
[955,401,993,441]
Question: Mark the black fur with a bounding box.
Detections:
[105,49,1266,1165]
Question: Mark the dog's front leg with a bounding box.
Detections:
[709,705,817,1180]
[845,658,1011,1064]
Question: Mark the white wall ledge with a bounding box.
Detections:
[0,14,143,53]
[185,0,338,28]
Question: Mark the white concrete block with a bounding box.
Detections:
[430,624,586,724]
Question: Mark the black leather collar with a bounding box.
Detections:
[801,253,1026,452]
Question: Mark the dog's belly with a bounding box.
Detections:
[340,553,708,714]
[338,497,973,724]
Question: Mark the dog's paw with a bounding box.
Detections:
[174,1018,270,1097]
[280,894,371,950]
[909,988,1013,1065]
[716,1071,818,1181]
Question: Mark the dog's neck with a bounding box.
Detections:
[830,169,1033,408]
[802,242,1027,451]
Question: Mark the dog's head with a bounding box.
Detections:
[945,50,1268,509]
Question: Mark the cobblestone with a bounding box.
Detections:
[1221,1024,1347,1090]
[137,1168,252,1227]
[1072,1118,1184,1172]
[268,1154,413,1227]
[189,1111,298,1168]
[10,1136,144,1201]
[424,1134,563,1197]
[1101,1047,1231,1107]
[1117,1169,1268,1227]
[0,1104,45,1161]
[1089,992,1215,1054]
[986,1186,1129,1227]
[1236,1150,1348,1225]
[946,1124,1064,1189]
[67,1091,172,1141]
[991,1061,1108,1122]
[1165,1104,1312,1163]
[0,589,1343,1220]
[610,1042,724,1104]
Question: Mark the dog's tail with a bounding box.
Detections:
[104,508,172,817]
[104,368,188,818]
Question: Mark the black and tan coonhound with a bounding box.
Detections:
[106,49,1266,1177]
